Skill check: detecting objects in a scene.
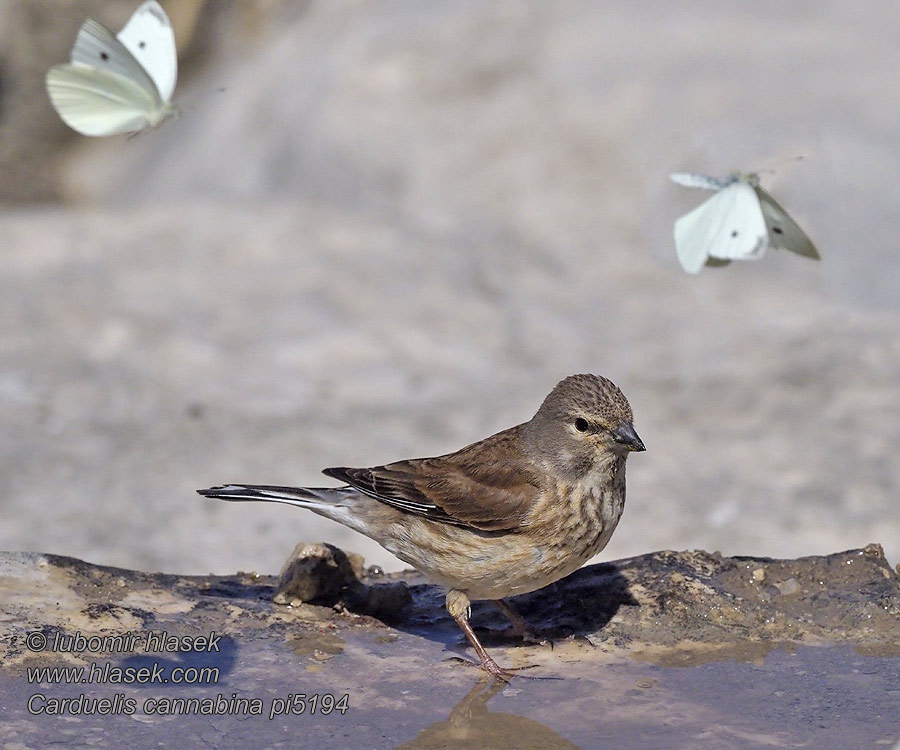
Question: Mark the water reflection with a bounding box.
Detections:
[396,676,582,750]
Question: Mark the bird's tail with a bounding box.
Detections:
[197,483,352,515]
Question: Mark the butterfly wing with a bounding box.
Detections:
[673,182,768,273]
[68,18,160,100]
[46,63,160,136]
[116,1,177,102]
[755,186,820,260]
[670,172,733,191]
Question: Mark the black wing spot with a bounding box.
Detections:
[139,41,146,49]
[100,51,109,61]
[730,230,739,238]
[772,226,784,234]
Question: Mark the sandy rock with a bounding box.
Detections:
[273,541,365,605]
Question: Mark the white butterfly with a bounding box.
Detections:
[46,1,178,136]
[670,171,820,274]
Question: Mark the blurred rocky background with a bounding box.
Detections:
[1,0,898,575]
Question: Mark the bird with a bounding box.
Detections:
[198,373,645,679]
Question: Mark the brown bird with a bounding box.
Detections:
[198,373,645,679]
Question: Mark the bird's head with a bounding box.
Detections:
[526,374,645,479]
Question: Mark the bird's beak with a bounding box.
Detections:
[612,422,646,452]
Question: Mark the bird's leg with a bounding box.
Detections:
[446,590,508,681]
[491,598,542,643]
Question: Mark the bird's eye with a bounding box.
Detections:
[574,418,589,433]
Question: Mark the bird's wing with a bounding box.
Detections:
[323,426,542,531]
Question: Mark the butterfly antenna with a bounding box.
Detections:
[757,153,808,178]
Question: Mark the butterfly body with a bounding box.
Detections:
[46,2,178,136]
[670,171,819,274]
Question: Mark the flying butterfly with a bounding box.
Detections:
[46,1,178,136]
[670,171,820,274]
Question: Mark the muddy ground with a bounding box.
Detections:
[1,545,898,748]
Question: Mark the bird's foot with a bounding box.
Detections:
[445,653,552,682]
[444,654,512,681]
